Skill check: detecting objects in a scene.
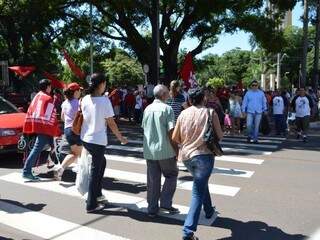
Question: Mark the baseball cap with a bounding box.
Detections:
[67,82,82,91]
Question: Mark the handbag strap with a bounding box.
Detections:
[207,108,213,129]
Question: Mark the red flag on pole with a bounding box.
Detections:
[62,49,86,80]
[180,53,198,89]
[43,71,65,89]
[8,66,36,78]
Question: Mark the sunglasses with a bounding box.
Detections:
[251,84,258,87]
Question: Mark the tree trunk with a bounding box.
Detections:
[301,0,309,88]
[149,0,160,85]
[313,0,320,91]
[162,49,179,86]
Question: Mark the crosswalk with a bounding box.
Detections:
[0,124,286,240]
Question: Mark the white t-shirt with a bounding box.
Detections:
[295,96,311,117]
[272,96,284,115]
[80,95,114,146]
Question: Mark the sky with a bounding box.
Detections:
[180,2,304,58]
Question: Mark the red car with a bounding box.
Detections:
[0,96,26,153]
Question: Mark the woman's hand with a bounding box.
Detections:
[120,136,128,145]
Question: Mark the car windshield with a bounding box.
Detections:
[0,97,18,114]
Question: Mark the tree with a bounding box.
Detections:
[102,49,144,87]
[63,0,297,85]
[207,77,225,88]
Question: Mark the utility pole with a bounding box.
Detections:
[301,0,309,88]
[313,0,320,91]
[90,1,94,75]
[151,0,160,84]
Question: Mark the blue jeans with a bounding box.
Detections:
[182,154,214,238]
[246,112,262,141]
[82,141,106,211]
[23,134,53,175]
[273,114,286,134]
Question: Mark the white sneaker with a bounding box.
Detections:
[53,167,64,181]
[97,195,109,204]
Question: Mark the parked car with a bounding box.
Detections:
[0,96,26,153]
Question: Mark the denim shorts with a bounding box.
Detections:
[64,127,82,146]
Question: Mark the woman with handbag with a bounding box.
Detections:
[53,83,83,180]
[172,87,223,240]
[80,73,128,213]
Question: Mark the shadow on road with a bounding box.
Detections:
[0,199,46,213]
[213,216,307,240]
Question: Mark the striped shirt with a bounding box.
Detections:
[166,93,185,121]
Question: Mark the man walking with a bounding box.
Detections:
[242,80,268,143]
[291,88,314,142]
[142,84,179,218]
[272,90,288,136]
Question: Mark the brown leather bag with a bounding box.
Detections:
[72,100,83,135]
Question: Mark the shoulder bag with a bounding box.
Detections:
[203,108,223,156]
[72,99,83,135]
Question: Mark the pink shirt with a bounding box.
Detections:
[172,106,223,162]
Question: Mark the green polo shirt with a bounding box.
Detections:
[142,99,176,160]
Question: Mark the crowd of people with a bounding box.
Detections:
[20,74,319,240]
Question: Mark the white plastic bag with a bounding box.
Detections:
[75,148,92,195]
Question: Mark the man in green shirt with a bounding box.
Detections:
[142,84,179,218]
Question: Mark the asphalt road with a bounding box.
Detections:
[0,123,319,240]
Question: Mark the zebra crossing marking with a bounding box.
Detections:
[104,169,240,196]
[0,200,130,240]
[106,145,273,156]
[0,173,217,226]
[105,155,254,178]
[106,154,264,165]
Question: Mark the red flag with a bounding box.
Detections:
[8,66,36,78]
[180,53,198,89]
[43,71,65,89]
[62,49,86,80]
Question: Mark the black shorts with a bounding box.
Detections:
[64,127,82,146]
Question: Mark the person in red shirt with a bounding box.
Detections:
[22,79,60,181]
[124,89,135,122]
[109,87,122,120]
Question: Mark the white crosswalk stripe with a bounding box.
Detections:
[105,154,255,178]
[0,200,131,240]
[106,144,273,156]
[0,172,217,226]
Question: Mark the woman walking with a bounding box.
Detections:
[172,87,223,240]
[81,73,128,213]
[54,83,83,180]
[22,79,60,181]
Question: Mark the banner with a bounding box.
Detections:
[179,53,198,89]
[8,66,36,78]
[62,49,86,80]
[43,71,65,89]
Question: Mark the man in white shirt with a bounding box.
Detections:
[272,90,287,136]
[291,88,314,142]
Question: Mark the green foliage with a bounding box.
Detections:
[102,50,144,87]
[207,77,225,88]
[196,49,253,86]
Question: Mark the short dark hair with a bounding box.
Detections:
[250,80,258,86]
[88,73,106,94]
[39,79,51,91]
[188,87,205,106]
[64,89,75,100]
